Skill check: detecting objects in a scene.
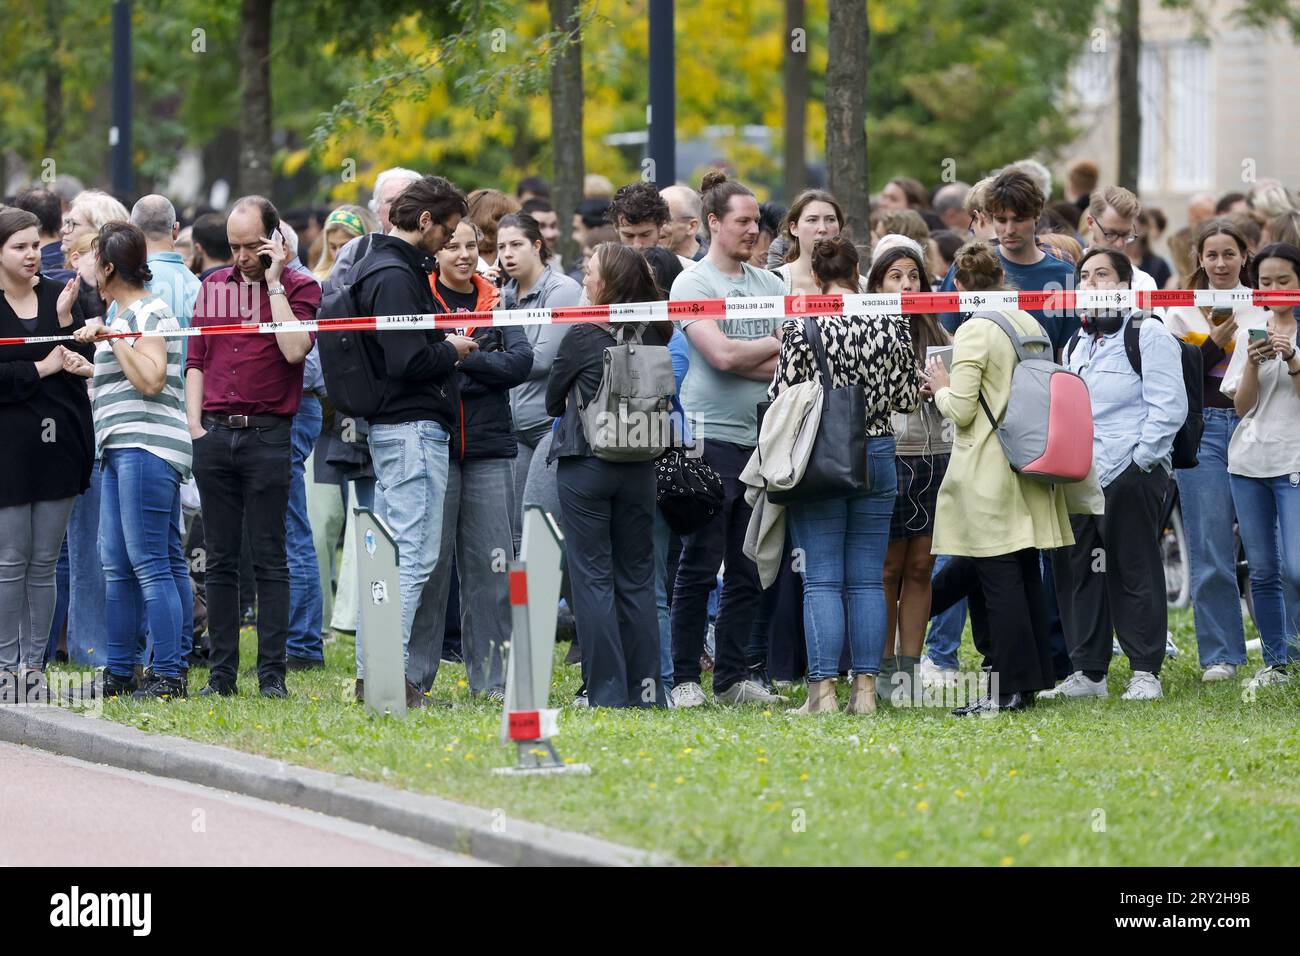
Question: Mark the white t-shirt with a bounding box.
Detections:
[1221,323,1300,478]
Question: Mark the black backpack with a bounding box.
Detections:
[317,250,399,419]
[1066,312,1204,469]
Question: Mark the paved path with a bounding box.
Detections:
[0,741,489,867]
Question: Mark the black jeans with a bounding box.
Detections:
[192,420,293,686]
[557,456,664,708]
[930,548,1055,695]
[670,439,763,694]
[1051,462,1170,675]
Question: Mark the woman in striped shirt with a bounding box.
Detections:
[69,222,192,700]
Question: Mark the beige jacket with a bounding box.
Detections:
[741,382,821,587]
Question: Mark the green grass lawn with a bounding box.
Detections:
[55,608,1300,866]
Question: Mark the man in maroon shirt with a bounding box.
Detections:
[185,195,318,698]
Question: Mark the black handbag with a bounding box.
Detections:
[655,445,725,535]
[765,317,869,505]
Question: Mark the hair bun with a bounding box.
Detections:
[700,170,728,193]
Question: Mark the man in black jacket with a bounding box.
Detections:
[350,175,477,707]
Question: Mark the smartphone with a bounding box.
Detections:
[258,226,283,270]
[1248,328,1269,343]
[1210,307,1234,324]
[926,345,954,372]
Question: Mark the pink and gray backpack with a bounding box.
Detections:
[974,312,1093,485]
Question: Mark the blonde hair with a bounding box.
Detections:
[965,177,993,219]
[64,231,96,270]
[1088,185,1141,223]
[873,209,929,246]
[70,190,129,233]
[312,204,375,280]
[584,174,614,199]
[1039,232,1082,266]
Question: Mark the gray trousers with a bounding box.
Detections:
[0,497,77,671]
[512,423,552,552]
[408,457,514,694]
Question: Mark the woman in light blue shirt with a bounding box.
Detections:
[1044,247,1186,703]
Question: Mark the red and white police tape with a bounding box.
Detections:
[3,288,1299,347]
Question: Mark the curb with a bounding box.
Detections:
[0,705,666,867]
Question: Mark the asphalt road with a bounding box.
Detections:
[0,741,489,867]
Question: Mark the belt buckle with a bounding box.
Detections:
[229,414,250,428]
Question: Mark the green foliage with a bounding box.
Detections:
[866,0,1103,189]
[9,1,1299,205]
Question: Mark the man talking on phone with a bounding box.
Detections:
[186,195,319,699]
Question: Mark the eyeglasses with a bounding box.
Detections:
[1096,224,1138,245]
[62,217,84,231]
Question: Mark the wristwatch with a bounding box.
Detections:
[267,285,286,297]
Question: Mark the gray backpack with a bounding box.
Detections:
[974,311,1094,484]
[576,323,676,463]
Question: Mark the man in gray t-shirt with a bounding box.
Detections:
[668,176,784,710]
[673,259,784,445]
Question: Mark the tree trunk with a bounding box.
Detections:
[782,0,807,203]
[238,0,273,198]
[825,0,868,245]
[1117,0,1141,192]
[549,0,585,270]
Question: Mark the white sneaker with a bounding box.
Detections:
[669,682,707,708]
[715,679,784,706]
[1164,631,1180,658]
[1038,671,1109,699]
[1121,671,1163,700]
[1202,663,1237,683]
[919,656,959,689]
[1245,666,1290,691]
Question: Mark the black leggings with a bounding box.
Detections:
[930,549,1055,695]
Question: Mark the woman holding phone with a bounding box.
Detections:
[1221,242,1300,691]
[1164,219,1270,682]
[922,242,1070,715]
[868,235,952,703]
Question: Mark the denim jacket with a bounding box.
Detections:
[1065,312,1187,488]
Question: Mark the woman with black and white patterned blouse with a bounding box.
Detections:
[769,236,919,716]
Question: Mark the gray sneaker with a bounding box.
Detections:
[715,679,785,706]
[1038,672,1108,699]
[669,682,707,708]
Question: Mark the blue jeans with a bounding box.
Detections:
[785,436,897,681]
[653,510,675,692]
[925,553,965,670]
[100,448,185,680]
[45,539,70,665]
[67,459,108,667]
[168,497,193,662]
[285,396,324,662]
[367,421,450,676]
[1230,472,1300,668]
[1175,408,1247,667]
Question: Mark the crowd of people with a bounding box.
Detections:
[1,157,1296,715]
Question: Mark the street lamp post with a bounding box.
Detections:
[647,0,675,188]
[110,0,134,198]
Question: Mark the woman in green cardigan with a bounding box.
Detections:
[921,242,1074,715]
